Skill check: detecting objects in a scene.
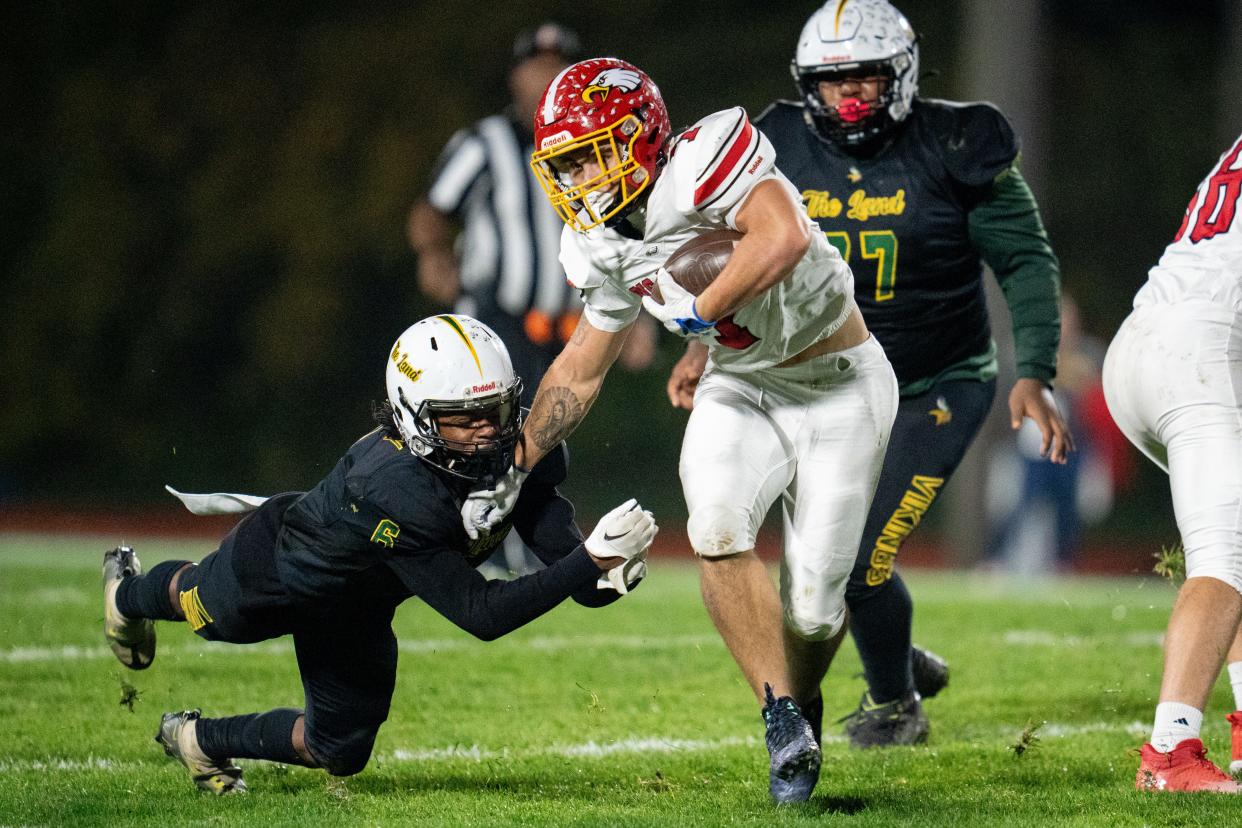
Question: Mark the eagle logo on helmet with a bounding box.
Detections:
[581,68,642,105]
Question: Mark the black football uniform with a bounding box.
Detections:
[758,97,1059,393]
[173,429,614,770]
[757,98,1061,702]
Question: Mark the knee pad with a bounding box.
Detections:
[1184,553,1242,596]
[308,727,379,777]
[687,506,752,558]
[783,602,847,643]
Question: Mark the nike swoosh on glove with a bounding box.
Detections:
[586,497,658,564]
[461,465,530,540]
[641,268,716,337]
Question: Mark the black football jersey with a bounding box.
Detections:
[276,429,580,602]
[756,98,1019,388]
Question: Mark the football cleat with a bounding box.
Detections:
[1227,711,1242,775]
[102,546,156,670]
[761,683,822,803]
[841,691,929,749]
[912,645,949,699]
[1135,739,1241,793]
[156,710,247,795]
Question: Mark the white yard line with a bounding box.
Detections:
[0,721,1156,773]
[389,734,764,763]
[1,633,721,664]
[4,627,1169,664]
[1040,721,1148,737]
[0,756,132,772]
[1002,630,1164,648]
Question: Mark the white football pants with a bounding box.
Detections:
[1103,300,1242,594]
[680,334,898,640]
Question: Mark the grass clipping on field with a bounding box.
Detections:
[1009,720,1043,758]
[1152,542,1186,586]
[118,677,142,713]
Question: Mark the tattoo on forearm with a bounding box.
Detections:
[569,323,588,346]
[528,386,586,451]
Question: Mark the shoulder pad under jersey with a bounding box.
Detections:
[667,107,776,217]
[561,224,608,290]
[918,98,1019,188]
[754,99,804,131]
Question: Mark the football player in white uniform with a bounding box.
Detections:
[460,57,899,803]
[1104,135,1242,793]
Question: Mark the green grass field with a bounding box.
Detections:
[2,533,1239,826]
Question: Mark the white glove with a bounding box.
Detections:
[585,497,657,564]
[640,269,717,337]
[598,558,647,595]
[461,465,530,540]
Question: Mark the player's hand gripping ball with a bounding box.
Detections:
[643,228,743,337]
[648,228,743,304]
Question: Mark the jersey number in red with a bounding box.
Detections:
[1175,139,1242,243]
[715,315,758,349]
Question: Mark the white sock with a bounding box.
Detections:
[1228,661,1242,712]
[1151,702,1203,752]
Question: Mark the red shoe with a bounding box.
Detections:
[1135,739,1241,793]
[1228,711,1242,775]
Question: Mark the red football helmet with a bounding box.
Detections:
[530,58,670,231]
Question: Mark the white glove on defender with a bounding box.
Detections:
[586,498,658,595]
[598,558,647,595]
[461,465,530,540]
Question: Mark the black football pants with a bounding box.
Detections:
[176,499,398,776]
[845,377,996,703]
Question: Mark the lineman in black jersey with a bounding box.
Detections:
[101,314,656,794]
[667,0,1073,748]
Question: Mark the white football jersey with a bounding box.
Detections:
[1135,135,1242,310]
[560,107,855,373]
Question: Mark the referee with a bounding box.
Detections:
[407,22,585,402]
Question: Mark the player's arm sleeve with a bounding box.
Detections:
[511,443,622,608]
[368,466,613,630]
[390,542,604,640]
[425,128,487,215]
[943,102,1060,384]
[561,226,641,332]
[968,165,1061,384]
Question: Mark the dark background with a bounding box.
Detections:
[2,1,1239,559]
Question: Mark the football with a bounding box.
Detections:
[651,228,743,304]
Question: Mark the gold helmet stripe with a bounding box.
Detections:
[436,315,483,376]
[835,0,851,34]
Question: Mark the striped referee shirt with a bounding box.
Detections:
[426,111,578,321]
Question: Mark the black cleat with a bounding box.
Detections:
[912,645,949,699]
[155,710,247,795]
[102,546,156,669]
[842,691,929,749]
[761,683,821,803]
